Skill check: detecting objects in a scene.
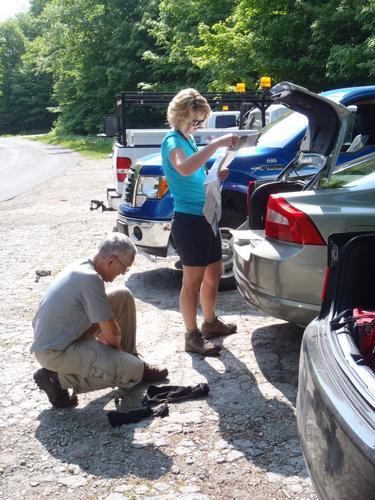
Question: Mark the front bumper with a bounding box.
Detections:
[232,227,324,326]
[297,319,375,500]
[117,213,173,257]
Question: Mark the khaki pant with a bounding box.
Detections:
[35,287,144,394]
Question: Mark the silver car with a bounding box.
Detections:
[232,82,375,327]
[296,232,375,499]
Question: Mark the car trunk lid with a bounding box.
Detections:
[271,81,351,180]
[246,82,352,230]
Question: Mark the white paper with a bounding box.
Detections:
[203,135,256,235]
[214,134,257,173]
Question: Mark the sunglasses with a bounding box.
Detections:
[191,119,205,127]
[114,255,130,273]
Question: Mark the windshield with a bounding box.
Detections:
[257,110,308,148]
[320,154,375,189]
[247,107,284,130]
[247,110,263,130]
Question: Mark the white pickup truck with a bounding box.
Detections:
[104,91,284,210]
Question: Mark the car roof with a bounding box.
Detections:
[321,86,375,103]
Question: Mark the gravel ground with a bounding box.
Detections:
[0,153,318,499]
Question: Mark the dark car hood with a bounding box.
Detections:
[270,82,352,180]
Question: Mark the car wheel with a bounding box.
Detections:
[219,227,236,291]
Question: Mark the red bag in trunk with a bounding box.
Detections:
[353,307,375,369]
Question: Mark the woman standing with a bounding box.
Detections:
[161,88,238,356]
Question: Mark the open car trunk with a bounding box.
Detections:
[297,232,375,500]
[325,233,375,317]
[246,81,351,230]
[247,180,305,229]
[323,233,375,405]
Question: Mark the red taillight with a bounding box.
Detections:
[116,157,132,182]
[265,195,325,245]
[246,180,256,215]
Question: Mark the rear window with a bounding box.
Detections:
[215,115,238,128]
[321,155,375,189]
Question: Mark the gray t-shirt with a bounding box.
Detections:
[31,259,112,352]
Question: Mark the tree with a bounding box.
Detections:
[144,0,238,91]
[2,0,374,135]
[31,0,161,133]
[312,0,375,87]
[0,5,55,134]
[187,0,375,91]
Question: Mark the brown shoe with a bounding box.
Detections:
[33,368,78,408]
[201,317,237,339]
[142,363,169,382]
[185,330,221,356]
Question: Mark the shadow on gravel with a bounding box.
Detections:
[126,266,237,311]
[252,322,304,405]
[190,322,308,479]
[34,388,172,479]
[127,267,182,311]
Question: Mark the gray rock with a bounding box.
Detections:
[58,476,88,488]
[35,270,51,277]
[171,465,180,475]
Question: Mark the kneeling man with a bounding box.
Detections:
[31,232,168,408]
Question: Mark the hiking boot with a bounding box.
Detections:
[201,317,237,339]
[142,363,169,383]
[33,368,78,409]
[185,330,221,356]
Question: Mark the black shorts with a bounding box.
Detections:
[171,212,222,267]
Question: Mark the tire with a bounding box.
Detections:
[219,227,236,291]
[173,227,237,291]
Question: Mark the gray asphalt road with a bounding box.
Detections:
[0,137,79,202]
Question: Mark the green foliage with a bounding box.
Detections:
[30,0,161,134]
[186,0,375,91]
[1,0,375,136]
[189,21,257,91]
[145,0,237,90]
[322,1,375,85]
[0,12,55,134]
[0,20,26,105]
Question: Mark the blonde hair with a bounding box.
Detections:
[167,88,211,131]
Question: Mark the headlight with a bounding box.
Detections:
[135,176,169,207]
